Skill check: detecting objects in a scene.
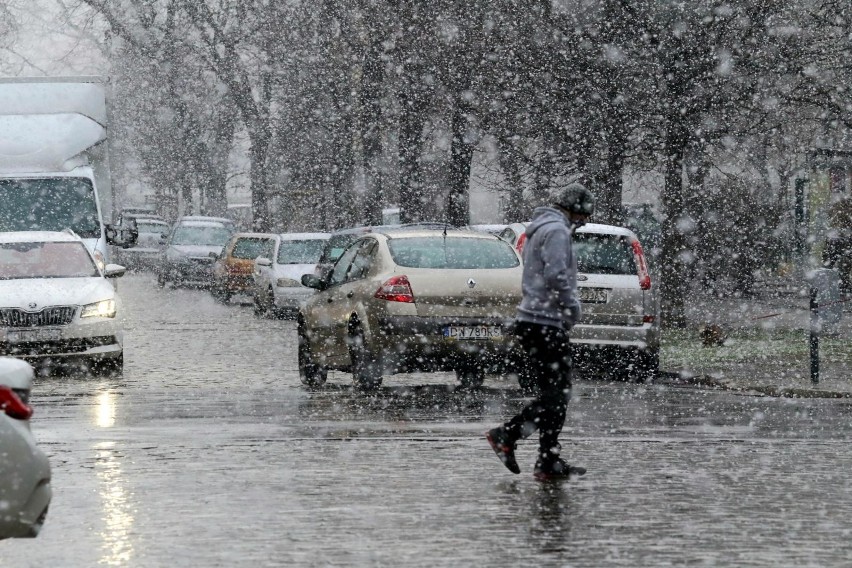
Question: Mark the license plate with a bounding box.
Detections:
[443,325,502,340]
[579,287,608,303]
[5,328,62,343]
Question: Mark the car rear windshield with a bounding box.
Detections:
[277,239,326,264]
[573,234,637,275]
[388,237,520,269]
[0,241,98,279]
[172,226,232,246]
[232,237,272,260]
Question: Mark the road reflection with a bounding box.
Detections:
[94,435,134,564]
[95,391,117,428]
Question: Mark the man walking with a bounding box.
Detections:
[487,183,594,480]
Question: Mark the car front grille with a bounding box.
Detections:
[0,306,76,327]
[0,335,117,357]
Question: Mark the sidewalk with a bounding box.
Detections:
[660,283,852,398]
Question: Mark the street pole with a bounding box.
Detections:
[810,286,820,384]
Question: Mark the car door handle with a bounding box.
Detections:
[346,291,354,298]
[327,297,333,303]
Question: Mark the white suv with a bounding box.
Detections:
[499,222,660,382]
[0,231,125,374]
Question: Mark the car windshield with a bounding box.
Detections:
[232,237,272,260]
[277,239,326,264]
[0,241,99,279]
[574,234,637,275]
[388,237,520,269]
[172,226,232,246]
[138,221,167,234]
[0,178,101,238]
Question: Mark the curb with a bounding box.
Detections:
[656,371,852,399]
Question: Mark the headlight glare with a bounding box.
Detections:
[81,299,116,318]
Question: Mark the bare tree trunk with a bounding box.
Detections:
[361,29,385,226]
[660,121,689,328]
[201,99,236,217]
[398,91,427,223]
[499,137,526,222]
[446,104,474,227]
[249,122,272,232]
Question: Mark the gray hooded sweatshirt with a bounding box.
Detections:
[516,206,582,330]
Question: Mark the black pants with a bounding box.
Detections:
[503,321,572,461]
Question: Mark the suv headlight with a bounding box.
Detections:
[81,299,116,318]
[276,277,301,287]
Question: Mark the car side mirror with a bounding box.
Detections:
[301,274,326,290]
[104,264,126,278]
[105,221,139,249]
[256,257,272,267]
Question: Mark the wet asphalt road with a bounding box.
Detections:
[3,273,852,567]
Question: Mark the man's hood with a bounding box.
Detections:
[525,206,570,239]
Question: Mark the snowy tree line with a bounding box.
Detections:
[3,0,851,325]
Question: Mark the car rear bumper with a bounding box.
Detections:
[372,315,519,373]
[571,322,660,350]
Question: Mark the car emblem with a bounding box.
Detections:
[467,278,476,289]
[577,274,588,281]
[28,302,37,309]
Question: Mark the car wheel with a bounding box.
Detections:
[456,366,485,389]
[266,287,279,319]
[212,284,230,303]
[252,293,265,316]
[157,271,167,288]
[298,319,327,387]
[348,322,382,389]
[91,353,123,377]
[630,348,659,383]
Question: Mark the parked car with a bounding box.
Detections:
[252,232,330,318]
[113,216,170,270]
[298,229,524,389]
[210,232,276,303]
[0,231,126,374]
[467,224,509,236]
[500,221,659,381]
[315,223,458,280]
[157,216,235,288]
[0,357,51,539]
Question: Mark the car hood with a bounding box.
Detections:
[0,277,115,309]
[273,263,317,281]
[171,245,223,258]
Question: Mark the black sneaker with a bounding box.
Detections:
[533,457,586,481]
[486,427,520,474]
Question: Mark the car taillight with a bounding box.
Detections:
[630,238,651,290]
[516,232,527,254]
[0,385,33,420]
[375,275,415,303]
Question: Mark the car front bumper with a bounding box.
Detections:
[0,318,123,362]
[273,287,315,310]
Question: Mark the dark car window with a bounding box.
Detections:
[347,240,377,282]
[320,233,364,265]
[137,221,168,234]
[0,178,101,238]
[277,239,326,264]
[573,234,637,275]
[388,237,520,269]
[232,237,273,260]
[329,243,361,286]
[0,241,98,279]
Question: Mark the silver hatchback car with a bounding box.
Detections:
[499,222,660,381]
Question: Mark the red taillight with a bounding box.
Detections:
[516,232,527,254]
[375,275,415,303]
[0,385,33,420]
[630,238,651,290]
[643,315,656,323]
